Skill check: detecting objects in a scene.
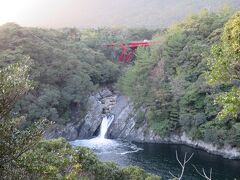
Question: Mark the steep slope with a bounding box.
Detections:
[117,9,240,149]
[0,23,157,127]
[0,23,120,126]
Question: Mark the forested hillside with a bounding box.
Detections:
[1,2,240,179]
[0,23,156,126]
[1,8,239,148]
[0,24,115,126]
[118,9,240,148]
[0,24,161,179]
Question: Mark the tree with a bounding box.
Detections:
[0,23,123,125]
[19,138,81,179]
[169,151,194,180]
[192,165,212,180]
[0,57,47,179]
[117,9,232,143]
[208,11,240,119]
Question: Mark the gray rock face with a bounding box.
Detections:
[44,123,79,141]
[44,94,103,140]
[78,95,103,138]
[98,88,113,98]
[107,97,240,159]
[44,88,115,140]
[45,87,240,159]
[107,97,162,142]
[107,97,134,138]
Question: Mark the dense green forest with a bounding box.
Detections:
[118,9,240,148]
[0,24,117,126]
[0,44,160,179]
[1,4,240,180]
[0,24,156,127]
[0,24,160,179]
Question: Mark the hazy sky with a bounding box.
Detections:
[0,0,134,28]
[0,0,239,28]
[0,0,98,27]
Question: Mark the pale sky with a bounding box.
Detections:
[0,0,138,28]
[0,0,239,28]
[0,0,99,27]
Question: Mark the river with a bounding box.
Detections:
[71,115,240,179]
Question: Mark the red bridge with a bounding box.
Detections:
[106,40,155,63]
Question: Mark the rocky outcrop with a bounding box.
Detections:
[107,95,240,159]
[45,87,240,159]
[169,133,240,159]
[107,97,163,142]
[44,123,79,140]
[44,88,117,140]
[77,95,103,138]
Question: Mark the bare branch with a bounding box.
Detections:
[176,151,183,168]
[169,171,177,179]
[192,164,212,180]
[169,151,194,180]
[185,153,194,164]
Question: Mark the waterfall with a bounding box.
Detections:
[70,113,142,156]
[98,115,114,139]
[70,114,116,147]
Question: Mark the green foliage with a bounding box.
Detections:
[77,146,99,172]
[0,59,48,179]
[19,138,81,179]
[1,8,240,180]
[0,24,122,125]
[0,56,159,180]
[117,9,240,147]
[117,47,157,107]
[228,123,240,146]
[0,20,161,131]
[215,87,240,119]
[199,120,228,146]
[223,12,240,54]
[135,110,146,125]
[208,11,240,119]
[0,24,157,126]
[121,166,161,180]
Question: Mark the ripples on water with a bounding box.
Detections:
[71,137,143,155]
[71,138,240,180]
[70,116,240,179]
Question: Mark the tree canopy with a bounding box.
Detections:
[118,9,240,147]
[0,35,161,180]
[0,59,48,179]
[208,11,240,119]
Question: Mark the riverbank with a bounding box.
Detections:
[107,91,240,160]
[45,87,240,160]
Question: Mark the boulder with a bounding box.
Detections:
[99,88,112,98]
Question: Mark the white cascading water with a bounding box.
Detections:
[70,115,116,147]
[98,115,114,139]
[70,114,142,155]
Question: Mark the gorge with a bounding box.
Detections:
[1,3,240,179]
[45,88,240,159]
[46,87,240,179]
